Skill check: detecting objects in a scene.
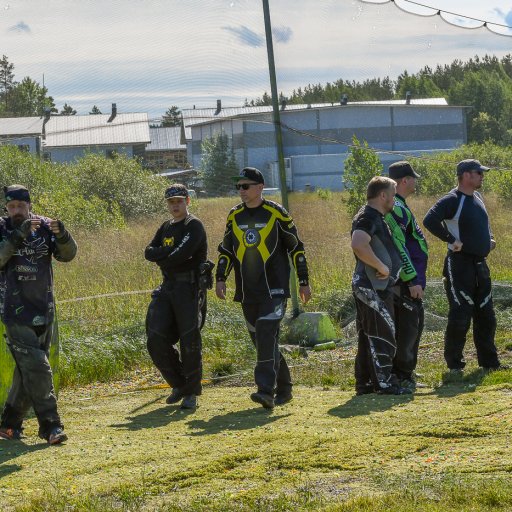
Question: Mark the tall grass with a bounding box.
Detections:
[52,191,512,387]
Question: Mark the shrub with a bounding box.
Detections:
[0,146,167,228]
[343,135,383,217]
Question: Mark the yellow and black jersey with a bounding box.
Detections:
[145,214,207,278]
[216,199,309,303]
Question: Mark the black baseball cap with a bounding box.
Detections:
[231,167,265,184]
[456,159,490,176]
[388,161,420,179]
[165,184,189,199]
[4,185,31,203]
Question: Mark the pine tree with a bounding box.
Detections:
[89,105,102,114]
[60,103,77,115]
[199,133,239,196]
[162,106,181,127]
[0,55,16,113]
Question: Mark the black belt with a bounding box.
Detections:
[164,270,196,283]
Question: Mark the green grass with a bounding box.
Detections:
[46,192,512,388]
[2,382,512,511]
[1,191,511,510]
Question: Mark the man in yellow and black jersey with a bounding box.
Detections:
[216,167,311,409]
[145,184,207,410]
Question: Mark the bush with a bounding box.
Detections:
[0,146,168,228]
[343,135,383,217]
[411,142,512,199]
[69,153,168,218]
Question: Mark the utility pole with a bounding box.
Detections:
[261,0,300,316]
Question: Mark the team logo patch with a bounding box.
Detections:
[15,264,37,273]
[163,237,174,247]
[243,228,260,248]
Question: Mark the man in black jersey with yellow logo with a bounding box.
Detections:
[216,168,311,409]
[145,184,207,410]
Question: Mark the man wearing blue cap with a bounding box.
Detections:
[424,160,506,373]
[215,167,311,409]
[0,185,77,445]
[145,184,208,410]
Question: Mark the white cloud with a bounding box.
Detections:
[1,0,512,117]
[7,21,30,33]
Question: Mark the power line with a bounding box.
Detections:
[360,0,512,34]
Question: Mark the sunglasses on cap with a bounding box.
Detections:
[235,183,259,190]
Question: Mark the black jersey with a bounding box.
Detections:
[0,214,77,326]
[216,199,309,303]
[351,205,401,291]
[423,188,492,258]
[145,214,207,278]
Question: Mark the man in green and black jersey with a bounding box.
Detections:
[385,161,428,390]
[145,184,207,410]
[216,167,311,409]
[351,176,411,395]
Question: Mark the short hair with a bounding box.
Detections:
[366,176,396,200]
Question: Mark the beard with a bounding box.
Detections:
[10,214,27,228]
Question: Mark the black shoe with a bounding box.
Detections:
[275,392,293,406]
[0,426,23,441]
[166,388,184,405]
[355,383,374,396]
[250,392,275,409]
[47,427,68,445]
[180,395,197,409]
[377,385,412,395]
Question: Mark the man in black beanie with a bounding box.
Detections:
[0,185,77,445]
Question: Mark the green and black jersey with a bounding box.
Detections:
[385,194,428,288]
[216,199,309,303]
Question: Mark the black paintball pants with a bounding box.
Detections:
[353,286,399,392]
[392,283,424,380]
[146,277,203,396]
[241,298,292,398]
[0,322,62,439]
[443,252,499,370]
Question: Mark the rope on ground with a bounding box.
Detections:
[75,353,356,401]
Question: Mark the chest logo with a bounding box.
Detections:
[243,228,260,248]
[163,237,174,247]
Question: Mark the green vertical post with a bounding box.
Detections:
[262,0,300,316]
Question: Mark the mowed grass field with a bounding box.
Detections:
[1,191,511,511]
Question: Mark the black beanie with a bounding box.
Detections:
[4,185,31,203]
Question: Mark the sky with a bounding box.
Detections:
[2,0,512,121]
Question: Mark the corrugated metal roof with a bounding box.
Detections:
[182,98,450,130]
[0,117,43,136]
[43,113,150,148]
[146,127,186,152]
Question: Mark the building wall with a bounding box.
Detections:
[43,145,134,163]
[1,136,39,154]
[190,104,466,190]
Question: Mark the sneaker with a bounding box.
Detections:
[166,388,184,405]
[274,392,293,406]
[47,427,68,445]
[250,391,275,409]
[448,368,464,376]
[0,427,23,441]
[180,395,197,409]
[355,384,374,396]
[399,378,417,391]
[377,385,413,395]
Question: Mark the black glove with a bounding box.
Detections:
[9,219,32,246]
[54,219,71,242]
